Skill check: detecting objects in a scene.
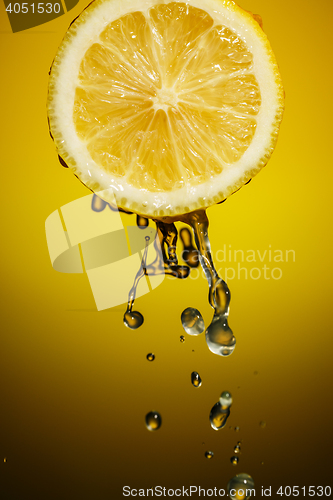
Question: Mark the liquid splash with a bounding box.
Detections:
[91,197,236,357]
[184,211,236,357]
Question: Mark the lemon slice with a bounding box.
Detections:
[48,0,284,218]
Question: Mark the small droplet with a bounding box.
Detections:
[180,335,185,343]
[210,391,232,430]
[227,474,255,500]
[234,426,240,432]
[124,311,144,329]
[254,371,258,375]
[237,441,242,446]
[181,307,205,335]
[259,421,266,428]
[137,214,149,228]
[261,461,264,465]
[147,353,155,362]
[230,456,239,466]
[191,371,202,388]
[145,411,162,431]
[3,457,7,463]
[205,451,214,459]
[234,445,241,454]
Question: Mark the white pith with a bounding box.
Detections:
[48,0,284,217]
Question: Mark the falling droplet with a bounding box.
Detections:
[259,421,266,428]
[234,426,240,432]
[210,391,232,430]
[136,214,149,228]
[227,474,255,500]
[205,312,236,356]
[191,371,202,388]
[91,194,107,212]
[180,335,185,343]
[3,457,7,463]
[205,451,214,459]
[234,445,241,454]
[147,353,155,362]
[230,456,239,466]
[124,311,144,329]
[181,308,205,336]
[145,411,162,431]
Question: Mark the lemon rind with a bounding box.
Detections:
[47,0,284,218]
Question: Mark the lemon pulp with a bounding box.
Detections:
[48,0,284,217]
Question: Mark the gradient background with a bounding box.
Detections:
[0,0,332,498]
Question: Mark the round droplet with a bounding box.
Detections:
[181,308,205,336]
[230,456,239,466]
[145,411,162,431]
[220,391,233,407]
[234,426,240,432]
[3,457,7,463]
[136,215,149,228]
[147,353,155,362]
[205,451,214,459]
[124,311,144,329]
[191,371,202,388]
[227,474,255,500]
[180,335,185,343]
[205,315,236,356]
[234,445,241,454]
[259,421,266,428]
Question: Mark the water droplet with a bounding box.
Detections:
[191,371,202,387]
[230,456,239,466]
[227,474,255,500]
[137,215,149,228]
[234,445,241,454]
[181,308,205,336]
[147,353,155,361]
[180,335,185,343]
[205,451,214,459]
[234,426,240,432]
[259,421,266,428]
[254,371,258,375]
[3,457,7,463]
[209,391,232,430]
[124,311,144,329]
[145,411,162,431]
[205,314,236,356]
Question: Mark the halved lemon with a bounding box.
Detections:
[48,0,284,218]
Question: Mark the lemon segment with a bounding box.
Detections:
[48,0,284,217]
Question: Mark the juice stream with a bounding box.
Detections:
[123,206,236,357]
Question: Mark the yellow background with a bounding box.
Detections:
[0,0,332,497]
